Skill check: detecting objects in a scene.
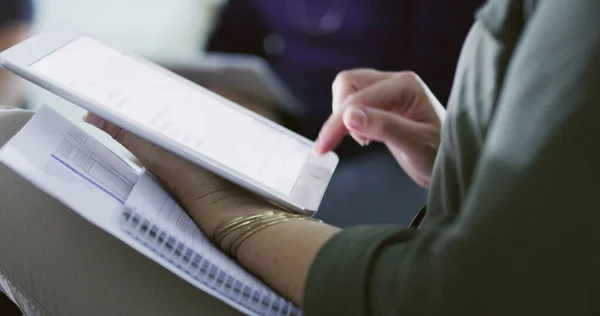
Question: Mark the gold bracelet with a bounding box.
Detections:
[225,214,293,254]
[212,211,324,258]
[219,213,289,248]
[214,215,277,247]
[212,211,274,244]
[230,217,309,257]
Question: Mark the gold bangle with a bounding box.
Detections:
[212,211,325,257]
[212,211,274,240]
[214,214,276,247]
[212,211,274,244]
[230,216,310,258]
[225,214,290,254]
[218,213,289,248]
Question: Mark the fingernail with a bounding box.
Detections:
[312,136,324,155]
[312,146,323,155]
[350,133,366,146]
[344,107,367,131]
[83,113,105,129]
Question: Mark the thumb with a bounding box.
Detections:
[83,113,159,165]
[83,113,130,146]
[342,106,425,149]
[82,114,232,209]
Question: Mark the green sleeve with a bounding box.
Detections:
[304,1,600,315]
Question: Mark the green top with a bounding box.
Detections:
[304,0,600,315]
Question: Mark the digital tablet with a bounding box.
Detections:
[0,33,338,214]
[157,53,304,116]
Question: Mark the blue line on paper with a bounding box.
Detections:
[51,154,125,204]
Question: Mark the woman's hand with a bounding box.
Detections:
[83,114,340,305]
[314,69,446,188]
[83,113,276,237]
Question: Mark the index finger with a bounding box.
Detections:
[314,74,418,154]
[332,69,392,114]
[313,112,345,155]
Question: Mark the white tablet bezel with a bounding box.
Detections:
[0,33,338,214]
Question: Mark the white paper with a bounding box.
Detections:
[0,105,137,231]
[0,106,299,316]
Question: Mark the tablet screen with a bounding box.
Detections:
[29,36,309,195]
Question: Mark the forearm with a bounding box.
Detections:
[225,216,340,305]
[87,119,342,306]
[187,198,340,306]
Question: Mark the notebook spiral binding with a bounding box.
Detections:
[120,207,302,316]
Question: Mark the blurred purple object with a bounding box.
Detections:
[209,0,484,139]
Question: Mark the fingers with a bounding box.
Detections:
[343,106,420,148]
[84,113,130,147]
[82,112,219,206]
[315,73,419,154]
[344,105,440,179]
[313,114,345,155]
[83,113,165,169]
[331,69,392,147]
[331,69,392,114]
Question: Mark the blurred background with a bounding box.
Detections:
[1,0,483,313]
[26,0,226,116]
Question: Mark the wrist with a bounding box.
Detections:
[187,187,283,237]
[212,210,325,259]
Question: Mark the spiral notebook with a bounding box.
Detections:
[121,169,302,316]
[0,106,301,316]
[121,209,297,315]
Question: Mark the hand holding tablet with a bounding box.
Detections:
[0,34,338,214]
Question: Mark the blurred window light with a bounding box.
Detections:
[32,0,226,60]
